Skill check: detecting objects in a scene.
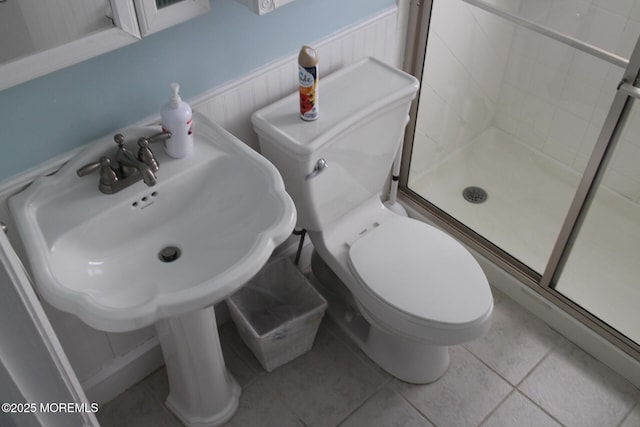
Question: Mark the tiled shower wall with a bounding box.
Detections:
[414,0,640,203]
[410,0,515,177]
[39,7,399,404]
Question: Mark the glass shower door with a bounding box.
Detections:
[405,0,634,274]
[552,93,640,345]
[405,0,640,275]
[402,0,640,354]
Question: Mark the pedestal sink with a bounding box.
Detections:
[9,113,296,426]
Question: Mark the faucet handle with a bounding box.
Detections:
[98,157,118,186]
[137,138,159,172]
[113,134,139,177]
[114,133,126,147]
[77,157,118,187]
[77,161,101,177]
[146,131,171,144]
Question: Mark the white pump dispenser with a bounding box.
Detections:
[161,82,193,158]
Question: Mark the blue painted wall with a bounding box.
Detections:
[0,0,394,181]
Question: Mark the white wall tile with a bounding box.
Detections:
[572,123,601,173]
[518,0,552,21]
[546,0,591,39]
[591,0,635,16]
[413,0,640,201]
[630,0,640,22]
[527,60,569,104]
[603,170,640,201]
[430,0,476,70]
[565,52,610,104]
[471,35,507,102]
[470,5,517,63]
[582,6,627,53]
[591,65,625,127]
[523,94,555,140]
[616,18,640,59]
[609,139,640,180]
[619,99,640,144]
[533,33,573,67]
[408,132,449,178]
[544,109,589,166]
[492,0,521,14]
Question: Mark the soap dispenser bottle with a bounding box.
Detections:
[161,82,193,158]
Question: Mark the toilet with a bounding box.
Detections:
[251,57,493,384]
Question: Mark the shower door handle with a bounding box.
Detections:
[618,81,640,100]
[306,158,328,180]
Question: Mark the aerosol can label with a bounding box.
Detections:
[299,64,319,121]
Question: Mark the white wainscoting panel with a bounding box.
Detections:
[193,6,399,151]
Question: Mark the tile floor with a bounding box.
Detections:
[97,288,640,427]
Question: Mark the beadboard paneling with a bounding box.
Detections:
[193,7,399,151]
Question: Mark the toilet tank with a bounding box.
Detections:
[252,57,419,231]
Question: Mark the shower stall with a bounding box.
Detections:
[401,0,640,361]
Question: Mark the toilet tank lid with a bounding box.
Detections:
[251,57,419,156]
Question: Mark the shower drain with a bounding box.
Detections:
[462,186,488,204]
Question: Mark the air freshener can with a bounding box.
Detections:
[298,45,319,121]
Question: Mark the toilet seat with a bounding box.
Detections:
[347,216,492,330]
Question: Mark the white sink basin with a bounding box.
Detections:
[10,113,296,426]
[9,113,296,333]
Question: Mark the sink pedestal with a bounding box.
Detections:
[155,306,241,427]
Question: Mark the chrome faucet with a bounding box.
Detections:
[114,134,158,186]
[77,131,171,194]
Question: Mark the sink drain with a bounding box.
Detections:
[159,246,181,263]
[462,186,488,204]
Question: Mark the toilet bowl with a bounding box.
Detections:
[252,57,493,383]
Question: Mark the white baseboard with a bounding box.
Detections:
[83,338,164,405]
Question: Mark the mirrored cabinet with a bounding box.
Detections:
[134,0,210,36]
[0,0,211,91]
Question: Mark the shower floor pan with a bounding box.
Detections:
[409,127,640,344]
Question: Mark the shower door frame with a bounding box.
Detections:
[398,0,640,360]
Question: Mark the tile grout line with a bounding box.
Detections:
[513,342,567,426]
[394,387,439,427]
[315,317,439,426]
[250,321,390,427]
[334,377,392,427]
[463,337,567,426]
[462,339,565,426]
[456,345,518,427]
[514,335,559,389]
[462,343,515,387]
[476,388,517,427]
